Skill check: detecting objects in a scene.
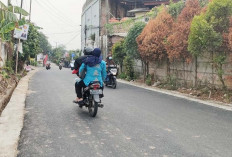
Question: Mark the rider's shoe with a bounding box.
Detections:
[73,100,84,105]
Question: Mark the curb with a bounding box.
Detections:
[0,68,40,157]
[118,79,232,111]
[0,82,17,116]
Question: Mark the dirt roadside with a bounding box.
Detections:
[0,67,40,157]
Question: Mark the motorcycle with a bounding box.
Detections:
[104,65,117,89]
[59,64,62,70]
[78,81,104,117]
[46,63,51,70]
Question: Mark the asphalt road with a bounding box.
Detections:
[17,65,232,157]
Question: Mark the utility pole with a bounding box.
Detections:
[105,0,109,58]
[8,0,11,6]
[20,0,23,19]
[16,0,23,74]
[84,25,87,47]
[55,42,58,55]
[29,0,32,22]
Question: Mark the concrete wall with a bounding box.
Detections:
[81,0,100,51]
[134,54,232,89]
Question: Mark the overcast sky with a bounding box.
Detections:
[2,0,86,50]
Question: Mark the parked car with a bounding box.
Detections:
[70,60,75,70]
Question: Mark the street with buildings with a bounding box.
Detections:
[0,0,232,156]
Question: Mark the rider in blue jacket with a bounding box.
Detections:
[73,48,107,105]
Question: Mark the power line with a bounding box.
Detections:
[35,0,78,28]
[34,0,77,28]
[65,32,81,46]
[41,0,79,25]
[44,30,81,35]
[34,0,74,27]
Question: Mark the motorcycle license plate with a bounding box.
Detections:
[90,89,102,95]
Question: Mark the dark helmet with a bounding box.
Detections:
[83,47,93,55]
[93,48,101,57]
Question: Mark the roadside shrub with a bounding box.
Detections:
[119,72,127,79]
[1,71,9,79]
[123,56,134,80]
[166,75,178,90]
[145,74,152,86]
[4,60,14,74]
[30,61,38,66]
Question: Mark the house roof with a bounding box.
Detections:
[128,8,150,13]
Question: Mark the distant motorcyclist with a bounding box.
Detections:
[106,53,117,75]
[106,53,115,68]
[59,61,62,70]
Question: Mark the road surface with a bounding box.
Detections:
[17,66,232,157]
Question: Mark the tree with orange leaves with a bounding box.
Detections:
[137,7,174,75]
[228,18,232,51]
[166,0,201,63]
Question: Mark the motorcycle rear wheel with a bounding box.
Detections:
[88,99,98,117]
[112,78,117,89]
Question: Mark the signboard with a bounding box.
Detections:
[37,53,44,62]
[13,24,29,40]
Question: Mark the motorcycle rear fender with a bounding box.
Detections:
[93,95,101,103]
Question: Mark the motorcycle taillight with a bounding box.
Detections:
[91,84,100,89]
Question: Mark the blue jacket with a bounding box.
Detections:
[79,60,107,87]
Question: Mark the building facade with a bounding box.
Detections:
[81,0,180,58]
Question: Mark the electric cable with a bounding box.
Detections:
[41,0,79,25]
[65,32,81,46]
[44,30,81,35]
[35,0,78,27]
[34,0,77,28]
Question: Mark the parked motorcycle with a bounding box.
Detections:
[78,81,104,117]
[59,64,62,70]
[105,65,117,89]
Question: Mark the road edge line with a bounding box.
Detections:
[118,79,232,111]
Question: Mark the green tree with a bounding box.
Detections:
[112,40,126,72]
[38,32,52,54]
[0,1,28,40]
[188,15,222,57]
[123,56,134,80]
[199,0,209,7]
[168,0,185,18]
[188,0,232,89]
[50,45,66,64]
[22,23,41,61]
[124,21,145,60]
